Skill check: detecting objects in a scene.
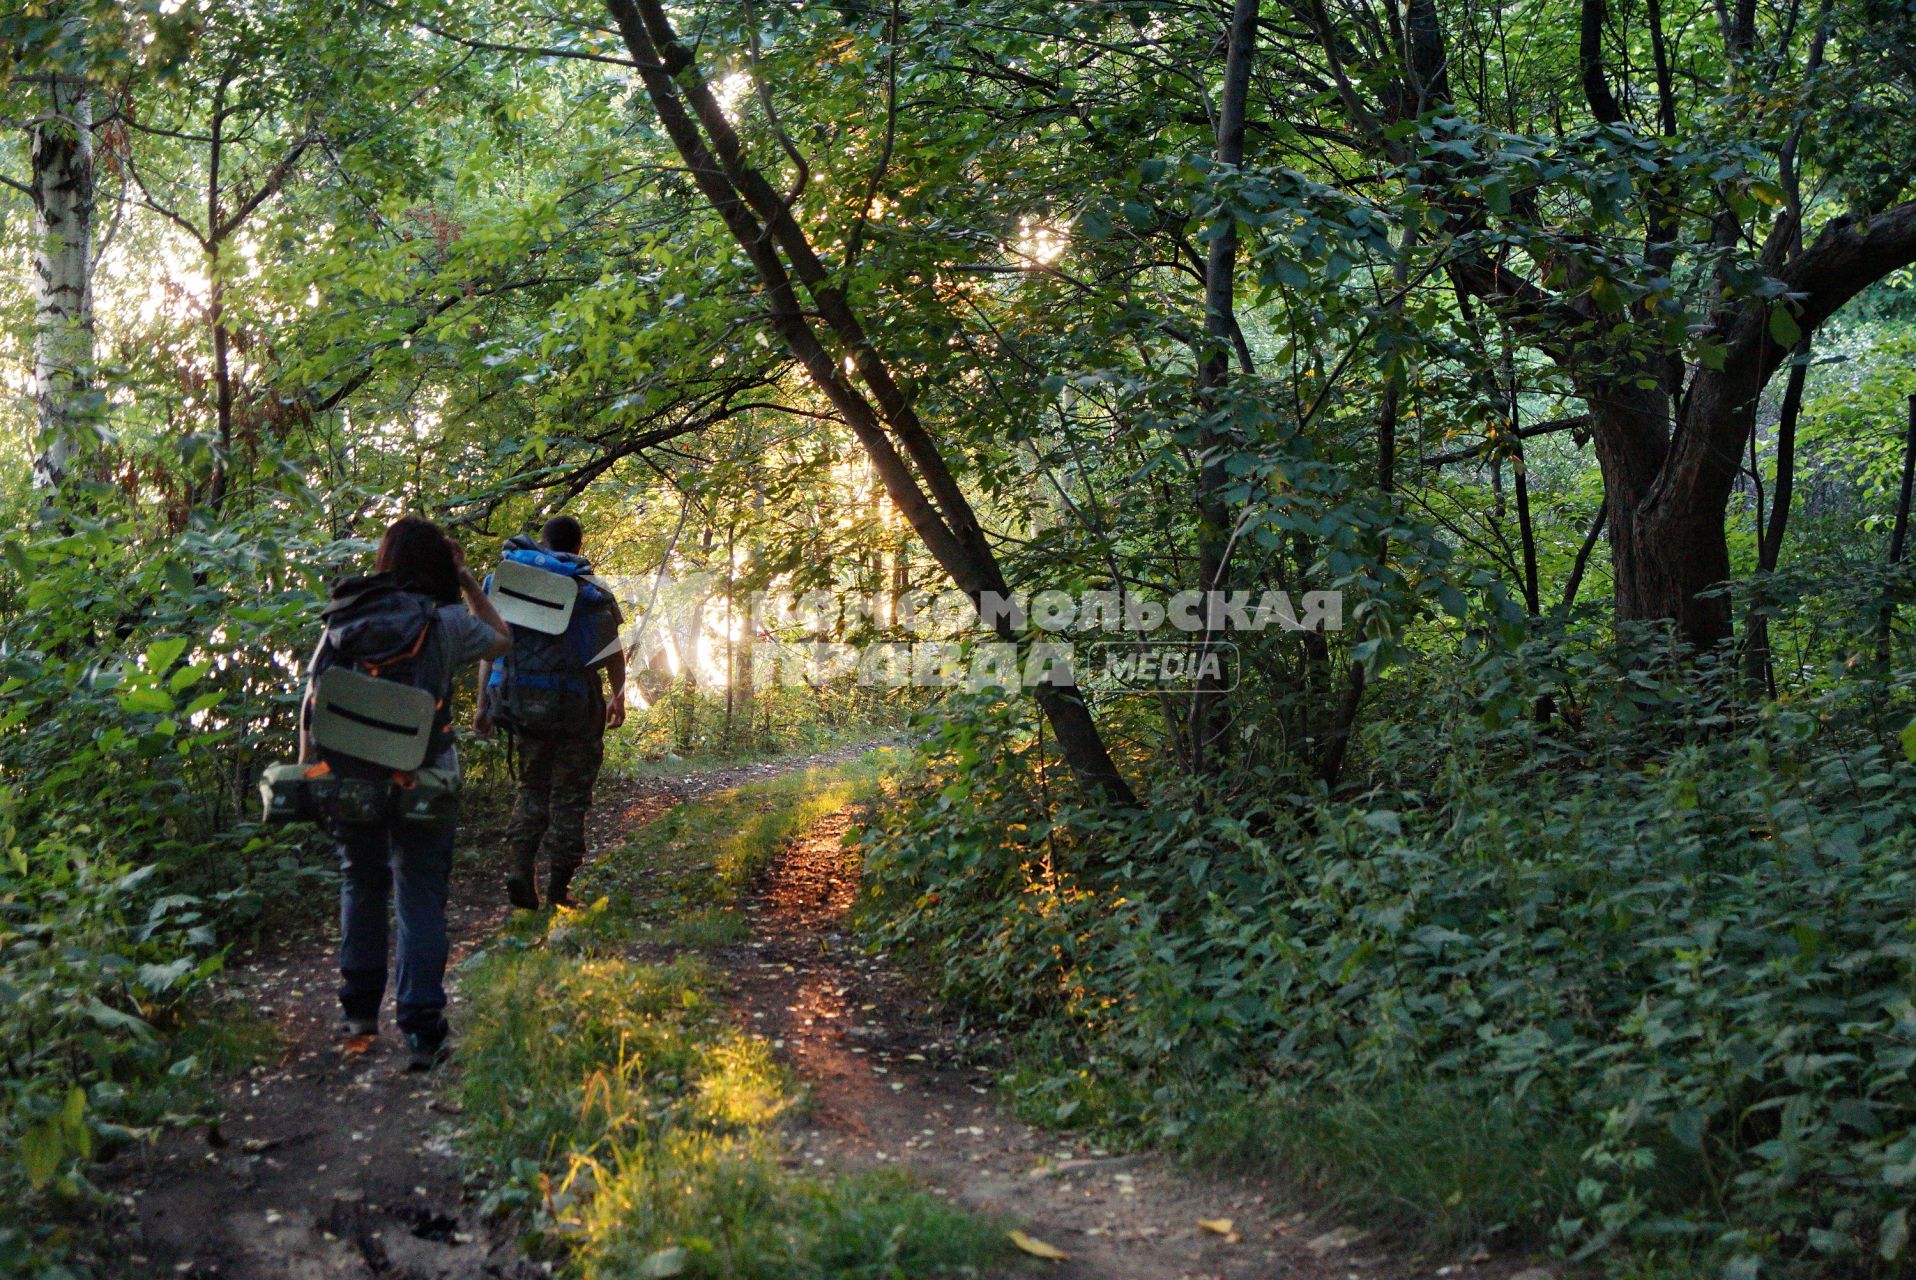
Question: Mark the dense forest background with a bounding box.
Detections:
[3,0,1916,1276]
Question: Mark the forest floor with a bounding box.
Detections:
[106,743,1554,1280]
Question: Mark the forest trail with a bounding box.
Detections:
[112,744,1531,1280]
[110,744,878,1280]
[725,806,1399,1280]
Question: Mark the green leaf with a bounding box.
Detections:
[61,1087,90,1158]
[145,636,189,673]
[1769,303,1802,348]
[1883,1206,1909,1260]
[138,957,196,991]
[1900,717,1916,765]
[84,999,152,1037]
[119,687,175,715]
[20,1121,62,1190]
[640,1246,688,1278]
[1,539,34,581]
[184,690,226,716]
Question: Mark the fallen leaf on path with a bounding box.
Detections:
[1305,1225,1362,1254]
[1198,1217,1241,1242]
[338,1034,377,1057]
[639,1245,687,1277]
[1009,1230,1069,1261]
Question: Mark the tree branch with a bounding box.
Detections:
[363,0,651,68]
[1421,415,1592,466]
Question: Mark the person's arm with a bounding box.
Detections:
[461,576,511,659]
[451,543,512,659]
[295,632,328,763]
[474,658,495,737]
[297,684,317,763]
[604,649,627,729]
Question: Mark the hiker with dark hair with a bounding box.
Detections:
[541,514,583,554]
[474,517,626,910]
[298,516,510,1070]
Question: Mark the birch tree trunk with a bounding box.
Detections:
[28,43,94,493]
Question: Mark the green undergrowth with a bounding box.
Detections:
[0,836,286,1280]
[857,659,1916,1279]
[453,751,1006,1278]
[1002,1052,1585,1249]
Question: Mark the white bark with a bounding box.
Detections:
[28,48,94,492]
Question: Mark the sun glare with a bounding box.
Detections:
[714,71,753,123]
[1013,216,1070,266]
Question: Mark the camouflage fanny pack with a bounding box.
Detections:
[259,761,461,827]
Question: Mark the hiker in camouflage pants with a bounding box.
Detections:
[475,515,627,909]
[501,732,605,905]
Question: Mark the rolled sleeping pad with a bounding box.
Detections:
[310,667,438,772]
[488,558,578,635]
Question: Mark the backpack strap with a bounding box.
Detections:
[363,620,431,679]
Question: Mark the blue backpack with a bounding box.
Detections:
[487,540,615,735]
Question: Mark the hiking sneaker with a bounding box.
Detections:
[545,869,576,911]
[405,1032,450,1073]
[505,873,540,911]
[337,1016,379,1057]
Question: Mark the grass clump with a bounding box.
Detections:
[456,753,1002,1278]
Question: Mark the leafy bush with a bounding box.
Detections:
[0,808,239,1273]
[857,626,1916,1276]
[0,502,343,1274]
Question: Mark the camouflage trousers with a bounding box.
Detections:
[505,730,605,883]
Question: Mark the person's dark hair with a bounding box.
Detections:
[373,515,460,603]
[541,515,583,554]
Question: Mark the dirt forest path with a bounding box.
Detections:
[112,744,880,1280]
[112,742,1542,1280]
[726,808,1438,1280]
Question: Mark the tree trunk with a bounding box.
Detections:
[1619,496,1735,648]
[1190,0,1260,775]
[1583,381,1677,631]
[1502,326,1541,615]
[607,0,1136,807]
[1582,373,1742,651]
[1878,393,1916,667]
[208,276,235,509]
[1743,339,1810,690]
[28,45,94,493]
